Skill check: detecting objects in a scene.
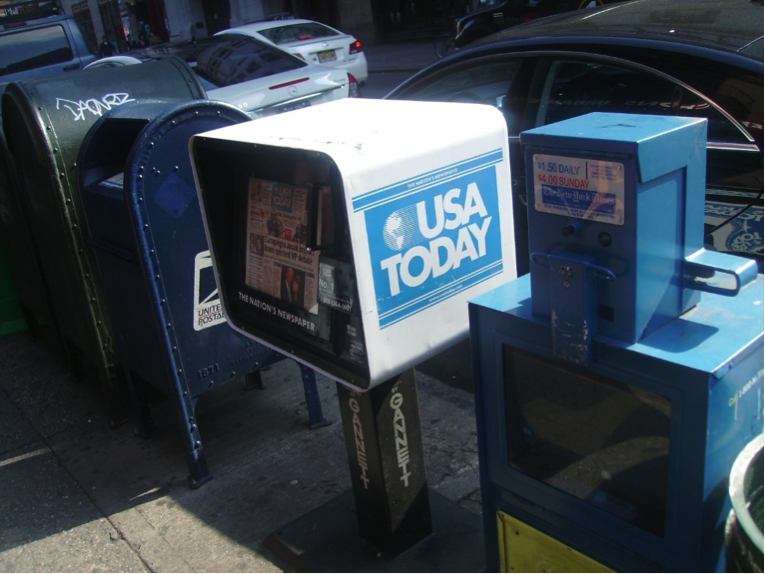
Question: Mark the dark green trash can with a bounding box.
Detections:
[0,121,55,339]
[1,58,206,416]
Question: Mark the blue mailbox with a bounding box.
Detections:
[78,100,328,488]
[469,113,763,572]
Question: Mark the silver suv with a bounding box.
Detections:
[0,0,96,86]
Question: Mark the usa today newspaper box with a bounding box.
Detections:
[191,99,515,564]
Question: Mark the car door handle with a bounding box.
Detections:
[63,63,81,71]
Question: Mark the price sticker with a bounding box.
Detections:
[533,154,625,225]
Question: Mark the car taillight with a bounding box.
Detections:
[349,40,362,54]
[347,73,361,98]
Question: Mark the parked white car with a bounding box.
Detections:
[218,19,368,85]
[85,34,359,118]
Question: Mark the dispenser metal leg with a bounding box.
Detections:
[300,364,331,429]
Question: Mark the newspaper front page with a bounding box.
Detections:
[245,178,319,315]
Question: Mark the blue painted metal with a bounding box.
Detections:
[470,275,764,572]
[78,100,329,488]
[470,113,764,572]
[521,113,757,350]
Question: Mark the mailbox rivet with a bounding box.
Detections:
[563,280,571,289]
[161,299,166,305]
[172,346,177,352]
[144,224,149,229]
[194,441,202,449]
[190,424,197,432]
[72,224,77,229]
[177,369,182,375]
[166,322,171,328]
[156,275,161,280]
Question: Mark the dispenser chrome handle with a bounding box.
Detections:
[684,249,758,297]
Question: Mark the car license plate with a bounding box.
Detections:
[277,101,311,114]
[317,49,337,63]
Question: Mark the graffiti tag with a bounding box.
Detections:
[56,93,135,121]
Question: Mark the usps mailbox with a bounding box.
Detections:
[470,113,763,572]
[78,100,329,488]
[2,59,206,416]
[191,98,515,562]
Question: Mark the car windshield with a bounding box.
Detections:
[141,36,305,88]
[258,22,339,45]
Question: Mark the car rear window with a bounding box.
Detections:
[187,37,305,88]
[538,60,677,125]
[0,24,73,75]
[537,59,758,147]
[258,23,338,45]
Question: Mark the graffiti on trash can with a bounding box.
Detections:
[55,93,136,121]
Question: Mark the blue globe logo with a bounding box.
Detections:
[383,206,420,251]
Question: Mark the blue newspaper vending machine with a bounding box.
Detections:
[469,113,763,572]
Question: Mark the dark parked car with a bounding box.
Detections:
[389,0,763,274]
[452,0,622,49]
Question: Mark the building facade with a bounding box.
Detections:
[59,0,465,52]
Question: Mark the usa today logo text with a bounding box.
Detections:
[353,151,504,329]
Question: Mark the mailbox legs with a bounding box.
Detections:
[337,368,432,557]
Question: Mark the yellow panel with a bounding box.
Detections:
[497,511,614,573]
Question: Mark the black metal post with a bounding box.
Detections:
[336,368,432,557]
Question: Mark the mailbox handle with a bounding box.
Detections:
[684,249,758,297]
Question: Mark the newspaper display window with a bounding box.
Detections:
[245,178,320,315]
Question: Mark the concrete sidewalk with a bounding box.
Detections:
[0,325,482,572]
[0,42,471,573]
